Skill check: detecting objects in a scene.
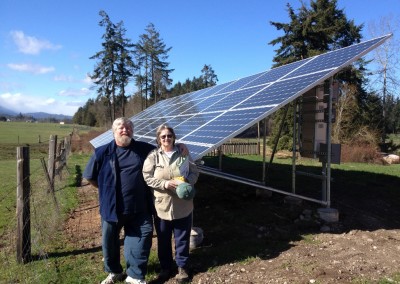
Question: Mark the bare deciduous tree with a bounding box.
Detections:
[333,83,358,143]
[368,15,400,142]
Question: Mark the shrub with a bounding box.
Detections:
[341,144,382,163]
[71,130,101,153]
[340,126,383,163]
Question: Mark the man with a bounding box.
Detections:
[83,117,155,284]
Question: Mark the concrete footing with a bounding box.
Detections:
[284,196,302,205]
[318,207,339,223]
[256,188,272,198]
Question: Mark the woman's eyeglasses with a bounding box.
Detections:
[160,134,173,139]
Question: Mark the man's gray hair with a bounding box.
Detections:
[112,117,134,132]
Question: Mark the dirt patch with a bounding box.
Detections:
[65,172,400,283]
[70,130,102,154]
[64,182,102,250]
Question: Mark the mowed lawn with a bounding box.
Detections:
[0,122,399,283]
[0,121,92,144]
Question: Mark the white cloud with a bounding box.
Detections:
[0,92,83,116]
[7,63,55,74]
[10,30,62,55]
[52,74,94,84]
[83,74,94,84]
[0,81,19,92]
[53,75,74,82]
[58,88,90,97]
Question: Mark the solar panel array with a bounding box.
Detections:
[91,34,392,161]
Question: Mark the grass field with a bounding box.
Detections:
[1,152,400,283]
[0,123,399,283]
[0,121,95,144]
[388,133,400,146]
[0,122,98,237]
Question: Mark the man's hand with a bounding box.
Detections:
[178,143,189,156]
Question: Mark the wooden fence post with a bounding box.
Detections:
[64,136,70,156]
[16,146,31,263]
[48,135,57,193]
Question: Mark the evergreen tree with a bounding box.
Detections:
[268,0,363,150]
[114,21,135,117]
[72,107,84,125]
[169,64,219,97]
[134,23,173,107]
[201,64,218,88]
[89,11,134,123]
[72,99,97,126]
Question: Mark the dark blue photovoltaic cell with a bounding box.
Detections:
[237,70,332,109]
[184,144,210,160]
[90,34,392,159]
[204,85,267,112]
[135,136,156,144]
[179,93,226,115]
[162,115,197,137]
[218,72,266,94]
[247,58,313,87]
[181,107,272,146]
[134,117,165,136]
[167,102,191,116]
[287,36,387,79]
[136,100,173,119]
[90,129,114,148]
[199,81,232,97]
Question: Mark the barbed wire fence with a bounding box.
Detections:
[0,132,101,269]
[0,134,260,270]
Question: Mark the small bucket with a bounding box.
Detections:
[190,227,204,249]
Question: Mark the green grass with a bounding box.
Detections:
[0,153,94,283]
[0,121,94,144]
[388,133,400,144]
[0,159,19,232]
[300,234,319,244]
[202,154,400,186]
[0,121,99,160]
[1,148,400,282]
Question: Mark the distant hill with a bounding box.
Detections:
[0,105,17,116]
[0,106,72,120]
[24,112,72,120]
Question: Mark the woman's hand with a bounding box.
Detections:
[164,179,178,190]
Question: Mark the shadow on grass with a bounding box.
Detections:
[188,155,400,275]
[32,154,399,279]
[31,245,102,261]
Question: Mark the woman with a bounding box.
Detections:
[142,124,199,283]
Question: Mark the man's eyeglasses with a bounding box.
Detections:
[160,134,173,139]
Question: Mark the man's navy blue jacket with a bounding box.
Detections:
[83,139,155,222]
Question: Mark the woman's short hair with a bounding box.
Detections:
[156,124,176,146]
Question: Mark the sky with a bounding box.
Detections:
[0,0,399,117]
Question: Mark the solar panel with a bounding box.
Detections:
[91,34,392,160]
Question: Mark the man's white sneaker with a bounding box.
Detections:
[101,272,126,284]
[125,276,147,284]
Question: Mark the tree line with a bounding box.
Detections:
[74,0,400,152]
[266,0,400,151]
[73,11,218,127]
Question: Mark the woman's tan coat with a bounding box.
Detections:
[142,146,199,220]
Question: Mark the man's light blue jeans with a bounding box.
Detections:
[101,213,153,280]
